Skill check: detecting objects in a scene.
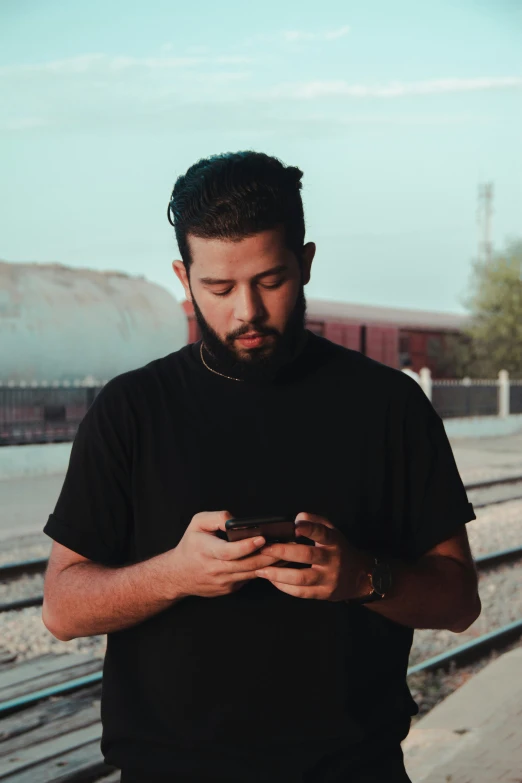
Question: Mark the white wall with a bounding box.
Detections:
[442,414,522,439]
[0,443,72,481]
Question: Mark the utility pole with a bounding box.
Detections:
[477,182,494,263]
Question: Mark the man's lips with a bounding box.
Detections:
[237,333,270,345]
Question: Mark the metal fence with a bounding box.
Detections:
[421,369,522,420]
[511,383,522,415]
[431,380,499,419]
[1,370,522,446]
[0,381,105,446]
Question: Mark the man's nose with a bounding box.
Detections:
[234,287,267,323]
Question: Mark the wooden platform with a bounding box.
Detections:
[0,644,117,782]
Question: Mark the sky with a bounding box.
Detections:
[1,0,521,314]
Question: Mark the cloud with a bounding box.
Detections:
[1,47,520,137]
[238,25,351,49]
[0,51,254,134]
[281,25,351,42]
[259,76,522,100]
[0,52,253,76]
[324,26,352,40]
[8,53,516,100]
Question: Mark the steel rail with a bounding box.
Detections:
[0,670,103,717]
[465,474,522,491]
[472,495,522,509]
[407,618,522,676]
[0,595,43,612]
[475,545,522,569]
[0,557,48,580]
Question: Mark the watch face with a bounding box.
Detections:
[372,562,392,595]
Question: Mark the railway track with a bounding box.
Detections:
[0,472,520,781]
[1,472,521,588]
[1,544,521,615]
[465,473,522,509]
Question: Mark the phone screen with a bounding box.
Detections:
[223,516,313,568]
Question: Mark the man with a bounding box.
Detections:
[401,357,421,384]
[42,151,480,783]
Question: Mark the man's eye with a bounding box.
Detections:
[212,280,285,298]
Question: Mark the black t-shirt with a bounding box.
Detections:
[43,331,475,779]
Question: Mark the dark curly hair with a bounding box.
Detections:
[167,151,306,276]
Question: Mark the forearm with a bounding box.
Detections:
[364,554,481,632]
[43,550,187,641]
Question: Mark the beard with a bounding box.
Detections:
[190,275,308,383]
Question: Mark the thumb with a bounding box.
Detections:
[190,510,233,534]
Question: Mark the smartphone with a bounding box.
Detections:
[217,515,313,569]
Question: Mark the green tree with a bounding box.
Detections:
[457,238,522,379]
[432,331,477,379]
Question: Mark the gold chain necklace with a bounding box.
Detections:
[200,342,244,382]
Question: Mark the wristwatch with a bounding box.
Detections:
[345,557,392,605]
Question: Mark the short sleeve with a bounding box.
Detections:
[43,377,134,565]
[397,379,476,561]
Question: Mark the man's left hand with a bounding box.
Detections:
[255,512,373,601]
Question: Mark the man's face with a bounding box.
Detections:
[172,225,315,381]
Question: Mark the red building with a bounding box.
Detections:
[182,299,468,377]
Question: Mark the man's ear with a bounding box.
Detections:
[172,260,192,301]
[302,242,315,285]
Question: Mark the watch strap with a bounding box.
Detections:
[345,557,390,605]
[347,588,384,605]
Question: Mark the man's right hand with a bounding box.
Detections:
[166,510,283,599]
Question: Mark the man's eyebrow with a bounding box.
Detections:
[198,264,289,286]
